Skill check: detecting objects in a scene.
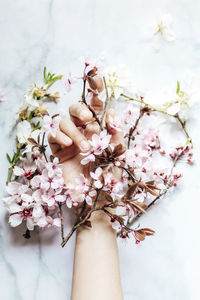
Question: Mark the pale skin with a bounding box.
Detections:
[49,96,124,300]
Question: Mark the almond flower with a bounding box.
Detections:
[75,174,96,205]
[81,130,111,165]
[13,162,37,179]
[111,220,122,231]
[109,116,122,132]
[40,168,64,191]
[90,167,103,189]
[42,115,61,137]
[151,14,176,50]
[62,72,77,92]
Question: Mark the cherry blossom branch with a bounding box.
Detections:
[123,148,184,231]
[121,93,193,146]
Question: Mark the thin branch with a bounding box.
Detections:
[100,77,110,127]
[59,204,65,243]
[81,79,87,105]
[61,206,101,247]
[127,113,142,148]
[121,93,193,145]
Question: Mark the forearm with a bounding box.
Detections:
[71,208,124,300]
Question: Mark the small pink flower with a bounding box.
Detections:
[13,163,36,178]
[42,115,61,137]
[103,172,123,196]
[81,130,111,165]
[46,157,63,178]
[109,116,122,132]
[42,188,66,207]
[40,169,64,191]
[90,167,103,189]
[62,72,77,92]
[111,220,122,231]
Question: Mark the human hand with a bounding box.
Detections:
[48,98,124,186]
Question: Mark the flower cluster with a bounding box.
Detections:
[3,58,194,247]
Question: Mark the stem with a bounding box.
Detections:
[127,114,142,148]
[121,94,168,115]
[175,113,193,147]
[61,188,102,247]
[42,132,48,162]
[120,166,135,182]
[61,206,102,247]
[100,77,110,127]
[59,204,65,243]
[82,79,87,105]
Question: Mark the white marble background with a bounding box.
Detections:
[0,0,200,299]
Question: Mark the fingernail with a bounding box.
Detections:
[63,136,71,145]
[80,140,90,151]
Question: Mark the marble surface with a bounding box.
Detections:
[0,0,200,299]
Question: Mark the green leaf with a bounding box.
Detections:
[176,80,180,94]
[43,66,47,82]
[6,153,12,163]
[43,66,63,88]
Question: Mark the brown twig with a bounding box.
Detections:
[59,203,65,243]
[61,200,111,248]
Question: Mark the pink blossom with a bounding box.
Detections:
[80,54,104,74]
[111,220,122,231]
[13,159,37,179]
[90,167,103,189]
[42,188,66,206]
[42,115,61,137]
[40,168,64,191]
[75,174,96,205]
[109,116,122,132]
[63,184,77,208]
[62,72,77,92]
[81,130,111,165]
[123,103,137,125]
[46,157,63,178]
[3,182,30,209]
[103,172,123,196]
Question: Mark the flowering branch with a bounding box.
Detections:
[121,93,193,146]
[3,58,195,247]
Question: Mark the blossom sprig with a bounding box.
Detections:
[120,86,193,147]
[6,67,63,183]
[3,57,194,247]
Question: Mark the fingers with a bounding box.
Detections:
[106,109,124,146]
[69,103,93,123]
[48,130,72,146]
[48,130,72,154]
[53,144,79,163]
[60,117,91,152]
[90,94,103,111]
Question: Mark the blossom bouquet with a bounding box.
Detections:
[2,56,194,247]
